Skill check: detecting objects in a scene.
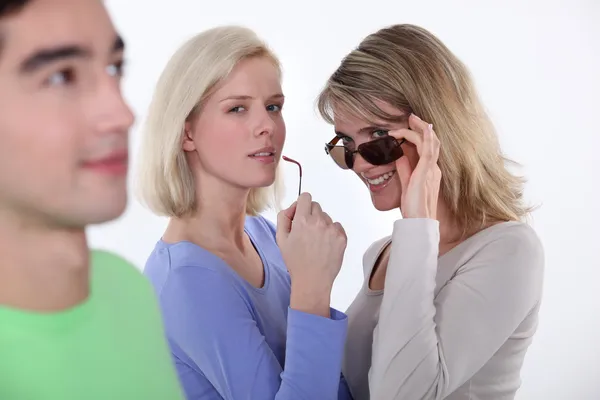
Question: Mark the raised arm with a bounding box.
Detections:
[160,266,348,400]
[369,219,544,399]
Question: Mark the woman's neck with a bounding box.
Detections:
[435,200,466,255]
[436,199,500,255]
[163,184,250,252]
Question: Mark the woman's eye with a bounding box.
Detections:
[372,129,389,138]
[229,106,246,113]
[267,104,282,112]
[341,137,356,150]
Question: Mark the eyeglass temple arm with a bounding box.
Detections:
[282,155,302,196]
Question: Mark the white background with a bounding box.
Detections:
[93,1,599,398]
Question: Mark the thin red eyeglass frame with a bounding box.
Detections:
[282,155,302,196]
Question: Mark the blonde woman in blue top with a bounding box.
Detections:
[137,26,353,399]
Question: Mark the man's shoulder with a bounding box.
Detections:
[90,249,149,292]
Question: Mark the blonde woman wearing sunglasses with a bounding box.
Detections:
[318,24,544,400]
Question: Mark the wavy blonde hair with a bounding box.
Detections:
[136,25,283,217]
[317,24,533,236]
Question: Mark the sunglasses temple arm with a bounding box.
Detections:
[297,162,302,196]
[282,155,303,197]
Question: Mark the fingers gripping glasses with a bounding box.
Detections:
[324,135,406,170]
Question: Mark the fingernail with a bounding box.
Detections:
[411,113,421,120]
[428,123,433,131]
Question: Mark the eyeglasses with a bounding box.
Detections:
[282,155,302,196]
[324,135,406,170]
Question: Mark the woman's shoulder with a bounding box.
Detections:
[245,215,277,241]
[143,239,250,302]
[464,221,544,258]
[450,221,545,290]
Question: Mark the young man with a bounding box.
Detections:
[0,0,184,398]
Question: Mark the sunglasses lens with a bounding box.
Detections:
[359,136,404,165]
[327,146,351,169]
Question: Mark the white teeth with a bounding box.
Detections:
[251,152,273,157]
[364,171,395,186]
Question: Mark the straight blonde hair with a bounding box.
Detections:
[317,24,534,236]
[136,25,283,217]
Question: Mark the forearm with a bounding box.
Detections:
[290,280,333,318]
[279,308,349,399]
[369,218,442,399]
[162,267,346,400]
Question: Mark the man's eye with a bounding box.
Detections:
[106,60,125,77]
[46,68,76,86]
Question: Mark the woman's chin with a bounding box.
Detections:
[372,199,399,212]
[370,189,401,211]
[368,180,401,211]
[244,174,277,189]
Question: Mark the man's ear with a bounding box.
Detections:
[182,121,196,152]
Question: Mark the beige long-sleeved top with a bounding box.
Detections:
[343,219,544,400]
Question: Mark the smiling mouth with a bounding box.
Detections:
[363,171,395,186]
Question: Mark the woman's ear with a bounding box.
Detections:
[182,121,196,152]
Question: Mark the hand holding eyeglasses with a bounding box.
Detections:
[388,114,442,220]
[276,192,347,318]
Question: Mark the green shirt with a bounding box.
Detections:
[0,250,184,400]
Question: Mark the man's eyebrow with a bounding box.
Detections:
[18,34,125,74]
[18,44,90,74]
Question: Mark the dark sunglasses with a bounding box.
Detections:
[324,135,406,170]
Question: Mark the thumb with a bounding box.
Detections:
[276,201,297,243]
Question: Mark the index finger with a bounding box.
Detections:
[283,201,297,220]
[387,128,423,149]
[408,113,432,134]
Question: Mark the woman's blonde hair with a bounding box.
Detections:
[317,24,533,236]
[136,25,283,217]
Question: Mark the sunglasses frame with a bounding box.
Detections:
[324,135,406,170]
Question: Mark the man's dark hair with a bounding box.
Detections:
[0,0,32,56]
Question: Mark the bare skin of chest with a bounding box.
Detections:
[368,243,391,291]
[216,239,265,288]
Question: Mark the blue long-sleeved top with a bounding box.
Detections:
[144,215,352,399]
